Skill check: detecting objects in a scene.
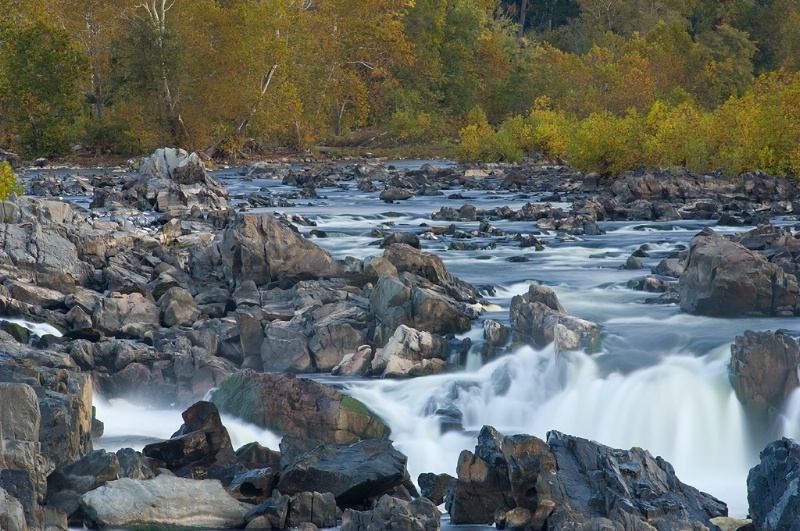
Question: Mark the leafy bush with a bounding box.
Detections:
[568,110,643,176]
[0,161,24,200]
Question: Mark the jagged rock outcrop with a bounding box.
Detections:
[747,438,800,531]
[510,284,600,352]
[92,147,230,213]
[191,213,344,287]
[211,370,390,444]
[446,425,727,530]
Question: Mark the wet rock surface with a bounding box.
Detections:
[747,438,800,531]
[7,153,800,528]
[446,425,727,530]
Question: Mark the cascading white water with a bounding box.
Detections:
[345,344,755,517]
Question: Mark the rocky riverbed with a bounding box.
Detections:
[2,148,800,530]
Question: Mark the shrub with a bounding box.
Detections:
[568,110,643,176]
[0,161,24,200]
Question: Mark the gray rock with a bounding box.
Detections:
[195,214,344,287]
[5,280,65,309]
[45,450,120,522]
[0,486,27,531]
[287,491,337,528]
[510,284,600,352]
[371,325,446,378]
[245,490,289,529]
[652,258,684,278]
[730,330,800,424]
[341,495,440,531]
[309,302,369,372]
[0,383,45,529]
[679,228,799,317]
[446,425,727,529]
[261,320,313,372]
[0,222,87,293]
[370,273,471,344]
[228,467,277,504]
[278,437,408,507]
[79,475,250,529]
[92,292,160,338]
[134,148,230,213]
[747,438,800,531]
[159,287,200,327]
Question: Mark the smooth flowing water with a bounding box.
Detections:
[93,163,800,518]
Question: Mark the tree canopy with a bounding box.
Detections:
[0,0,799,176]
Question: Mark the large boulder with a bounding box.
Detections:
[371,325,446,378]
[341,494,440,531]
[277,437,409,507]
[79,475,250,530]
[92,292,160,338]
[509,284,600,352]
[133,147,230,213]
[0,222,88,293]
[142,401,236,473]
[159,287,200,327]
[194,214,344,287]
[370,273,472,344]
[679,228,799,317]
[730,330,800,423]
[45,449,120,523]
[381,244,478,303]
[211,370,390,444]
[446,426,727,530]
[747,438,800,531]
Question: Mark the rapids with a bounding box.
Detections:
[93,162,800,518]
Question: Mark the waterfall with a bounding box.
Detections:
[345,344,755,517]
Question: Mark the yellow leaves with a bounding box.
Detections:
[0,161,24,201]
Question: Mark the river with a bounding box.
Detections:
[90,161,800,518]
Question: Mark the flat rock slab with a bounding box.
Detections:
[79,475,249,529]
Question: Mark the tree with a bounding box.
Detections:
[0,17,89,157]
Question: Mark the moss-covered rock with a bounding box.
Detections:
[212,370,390,444]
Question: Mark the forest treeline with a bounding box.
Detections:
[0,0,799,176]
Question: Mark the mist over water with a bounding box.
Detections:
[92,166,800,519]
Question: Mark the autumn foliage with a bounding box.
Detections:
[0,0,799,178]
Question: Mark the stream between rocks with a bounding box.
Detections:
[46,159,796,520]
